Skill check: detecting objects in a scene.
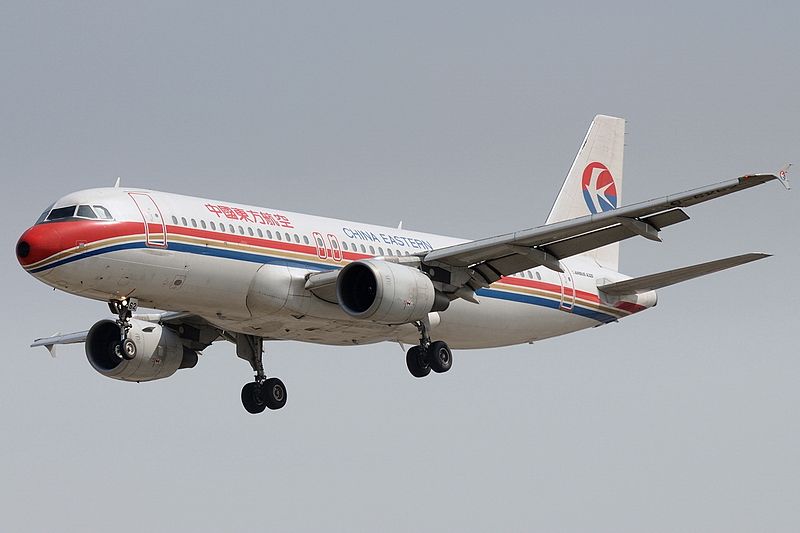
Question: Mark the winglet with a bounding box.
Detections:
[777,163,792,190]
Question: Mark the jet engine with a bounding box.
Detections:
[336,260,448,324]
[85,318,198,382]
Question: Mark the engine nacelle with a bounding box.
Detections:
[336,260,445,324]
[86,318,198,382]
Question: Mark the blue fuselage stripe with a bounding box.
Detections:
[30,240,618,323]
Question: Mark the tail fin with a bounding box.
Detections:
[546,115,626,271]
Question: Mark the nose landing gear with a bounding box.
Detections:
[109,298,138,360]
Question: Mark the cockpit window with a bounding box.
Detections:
[41,204,114,223]
[93,205,113,219]
[77,205,98,219]
[35,203,55,224]
[46,205,77,221]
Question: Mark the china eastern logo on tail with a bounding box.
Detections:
[581,161,618,214]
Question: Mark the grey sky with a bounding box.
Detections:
[1,2,798,532]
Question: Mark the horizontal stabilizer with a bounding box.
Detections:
[598,253,770,295]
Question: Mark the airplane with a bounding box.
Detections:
[15,115,791,414]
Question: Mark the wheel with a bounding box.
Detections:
[114,338,137,360]
[263,377,287,410]
[427,341,452,373]
[241,382,267,414]
[406,345,431,378]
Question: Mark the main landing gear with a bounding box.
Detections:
[109,298,137,360]
[237,335,286,414]
[406,320,453,378]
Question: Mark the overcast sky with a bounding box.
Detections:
[1,2,798,532]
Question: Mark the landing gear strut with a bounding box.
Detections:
[109,298,137,360]
[237,335,286,414]
[405,319,453,378]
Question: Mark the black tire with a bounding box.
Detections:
[264,377,287,410]
[114,338,137,360]
[427,341,452,373]
[241,382,267,414]
[406,346,431,378]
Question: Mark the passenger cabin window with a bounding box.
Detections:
[200,220,207,229]
[303,235,309,245]
[342,242,349,251]
[294,234,300,244]
[276,232,282,241]
[248,227,254,236]
[267,230,273,239]
[211,221,217,230]
[181,217,187,226]
[257,229,263,238]
[191,219,197,228]
[172,216,178,224]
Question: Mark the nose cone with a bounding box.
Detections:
[16,225,63,268]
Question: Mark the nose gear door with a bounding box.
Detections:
[129,192,167,247]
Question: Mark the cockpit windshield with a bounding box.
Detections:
[35,203,55,224]
[41,204,114,223]
[46,206,77,221]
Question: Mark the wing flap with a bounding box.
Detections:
[597,253,770,295]
[546,209,690,261]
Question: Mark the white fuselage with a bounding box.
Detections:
[18,187,655,349]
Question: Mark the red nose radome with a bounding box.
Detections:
[16,224,64,267]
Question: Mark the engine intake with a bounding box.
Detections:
[336,260,446,324]
[86,319,197,382]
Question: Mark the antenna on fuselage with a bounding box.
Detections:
[113,177,121,188]
[397,221,403,230]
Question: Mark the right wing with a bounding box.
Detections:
[421,172,786,297]
[597,252,770,295]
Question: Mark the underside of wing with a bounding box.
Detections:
[31,311,220,355]
[597,253,770,295]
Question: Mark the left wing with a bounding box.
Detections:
[597,252,770,295]
[422,173,785,297]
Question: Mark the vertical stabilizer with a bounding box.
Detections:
[545,115,625,271]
